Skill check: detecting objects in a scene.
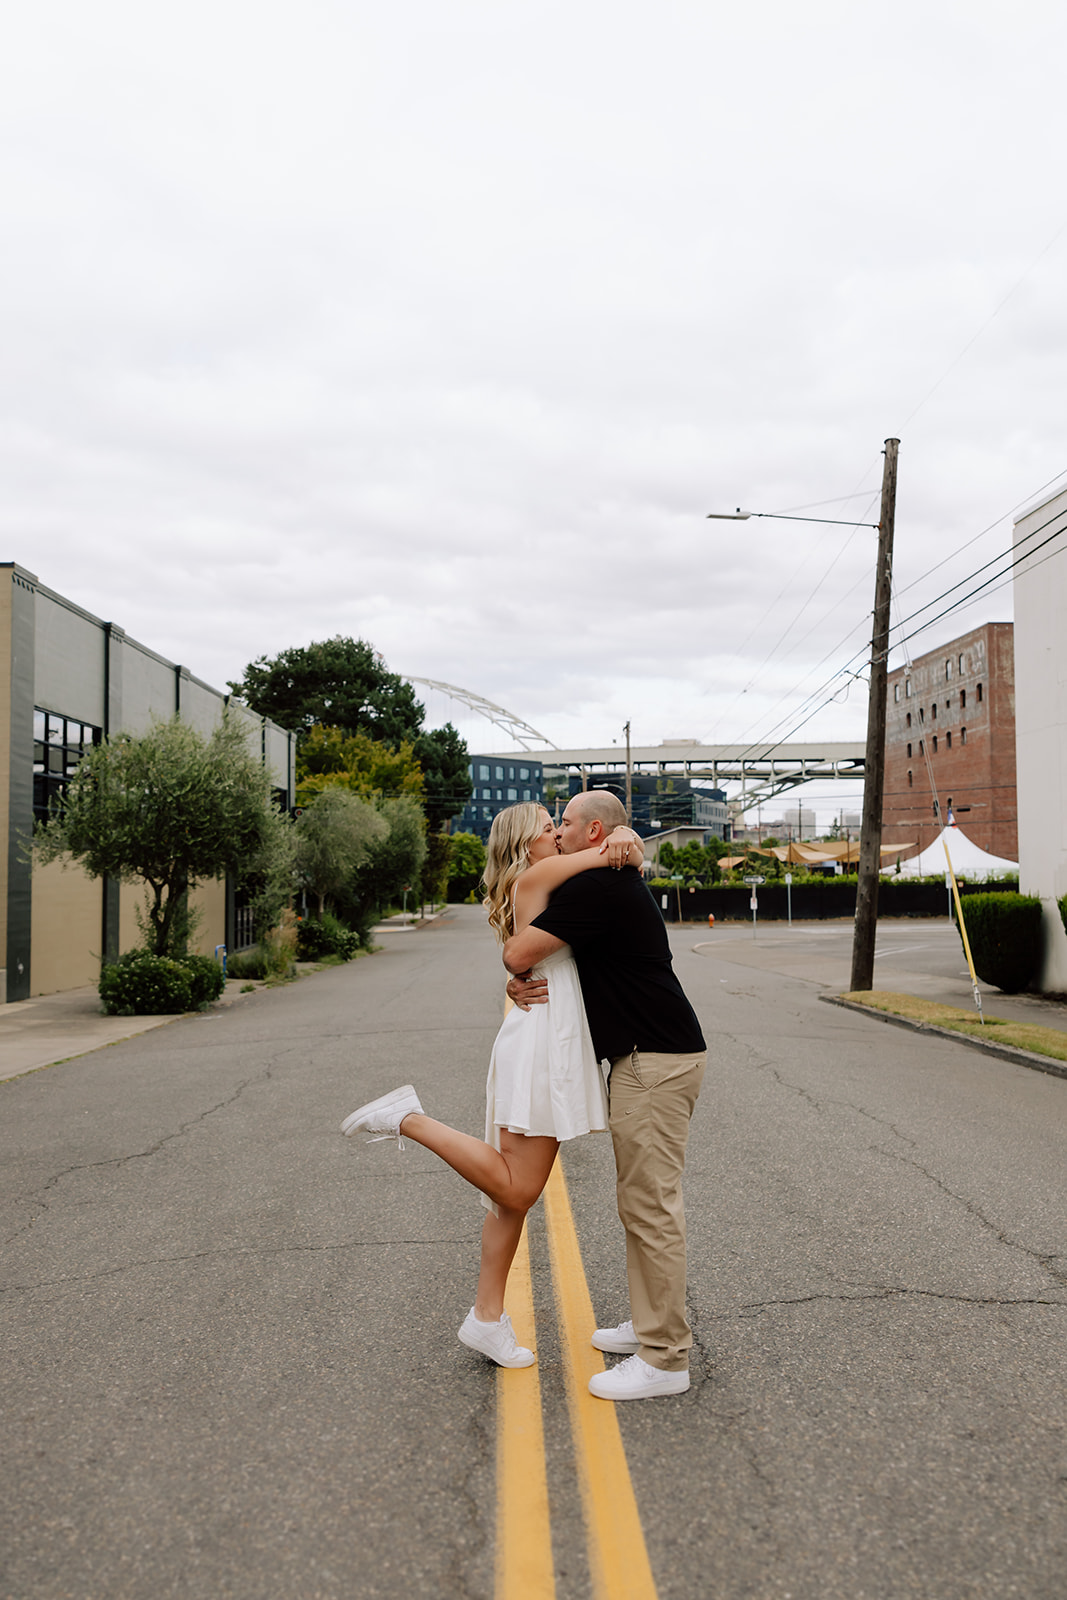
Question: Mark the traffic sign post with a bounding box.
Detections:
[743,874,765,937]
[785,871,793,928]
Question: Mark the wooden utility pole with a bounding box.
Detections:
[624,721,633,823]
[850,438,900,992]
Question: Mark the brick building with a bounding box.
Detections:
[883,622,1016,862]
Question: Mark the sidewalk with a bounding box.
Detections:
[0,986,184,1083]
[0,917,454,1082]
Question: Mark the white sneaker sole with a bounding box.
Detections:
[340,1084,419,1137]
[457,1324,536,1369]
[588,1368,690,1401]
[591,1329,640,1353]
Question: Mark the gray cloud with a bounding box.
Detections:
[3,0,1066,822]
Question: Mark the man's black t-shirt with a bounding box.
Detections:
[530,867,706,1063]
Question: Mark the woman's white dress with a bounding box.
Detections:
[481,944,608,1212]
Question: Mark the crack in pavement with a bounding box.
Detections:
[873,1144,1067,1292]
[718,1286,1067,1318]
[0,1231,484,1294]
[1,1058,286,1252]
[719,1036,1067,1298]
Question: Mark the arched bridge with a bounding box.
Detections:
[404,677,864,807]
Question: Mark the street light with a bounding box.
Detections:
[706,508,879,528]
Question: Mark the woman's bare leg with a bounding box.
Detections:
[399,1113,559,1213]
[474,1205,527,1322]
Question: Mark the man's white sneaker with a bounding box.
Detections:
[458,1309,535,1369]
[588,1354,690,1401]
[340,1084,423,1141]
[591,1318,640,1353]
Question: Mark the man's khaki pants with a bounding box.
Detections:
[607,1048,707,1372]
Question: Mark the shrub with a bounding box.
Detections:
[957,893,1044,992]
[262,908,300,977]
[297,910,360,961]
[226,948,269,981]
[1059,895,1067,938]
[183,952,227,1006]
[100,953,194,1015]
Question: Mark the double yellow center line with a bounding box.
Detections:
[496,1160,659,1600]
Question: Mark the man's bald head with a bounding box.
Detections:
[557,789,628,853]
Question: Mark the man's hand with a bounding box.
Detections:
[506,971,549,1011]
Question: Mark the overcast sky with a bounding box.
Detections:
[5,1,1066,822]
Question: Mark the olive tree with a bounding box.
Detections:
[293,787,387,916]
[34,714,290,958]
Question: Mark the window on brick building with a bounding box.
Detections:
[907,743,912,757]
[976,683,983,703]
[960,688,966,708]
[946,731,952,749]
[918,707,924,724]
[907,770,913,788]
[919,740,924,755]
[945,659,952,680]
[961,727,967,744]
[932,735,938,752]
[894,683,900,702]
[906,712,911,729]
[905,678,912,697]
[958,654,964,673]
[931,703,937,720]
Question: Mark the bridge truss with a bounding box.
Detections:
[403,678,864,811]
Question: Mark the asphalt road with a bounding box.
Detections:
[2,906,1065,1600]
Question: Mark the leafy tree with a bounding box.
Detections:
[243,802,299,940]
[421,831,454,908]
[34,714,286,958]
[296,726,425,806]
[293,787,387,916]
[229,636,424,746]
[412,723,473,830]
[448,832,487,901]
[334,794,427,941]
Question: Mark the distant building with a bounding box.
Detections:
[453,755,544,841]
[1012,488,1067,990]
[543,768,729,840]
[642,826,726,874]
[742,806,817,840]
[882,622,1016,861]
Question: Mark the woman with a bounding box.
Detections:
[339,802,643,1368]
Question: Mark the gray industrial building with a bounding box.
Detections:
[2,563,295,1002]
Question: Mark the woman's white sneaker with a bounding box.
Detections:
[588,1354,690,1400]
[458,1309,535,1368]
[591,1318,640,1353]
[340,1084,423,1141]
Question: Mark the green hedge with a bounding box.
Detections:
[958,893,1044,993]
[99,950,225,1015]
[296,912,361,961]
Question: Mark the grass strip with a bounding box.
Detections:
[841,990,1067,1063]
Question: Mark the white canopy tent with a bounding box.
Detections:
[882,823,1018,880]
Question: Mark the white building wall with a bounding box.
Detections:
[1012,486,1067,991]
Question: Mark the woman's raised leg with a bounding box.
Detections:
[398,1114,559,1213]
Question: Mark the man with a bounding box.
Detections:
[503,790,707,1401]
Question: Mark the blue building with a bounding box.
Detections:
[453,754,544,840]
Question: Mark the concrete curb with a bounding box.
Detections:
[820,994,1067,1082]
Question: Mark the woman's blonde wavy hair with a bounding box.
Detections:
[482,801,547,942]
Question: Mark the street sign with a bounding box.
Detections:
[743,874,765,886]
